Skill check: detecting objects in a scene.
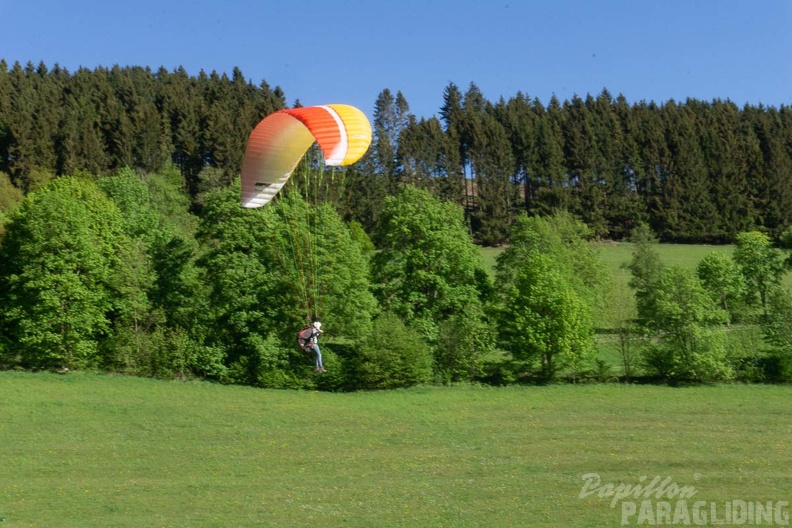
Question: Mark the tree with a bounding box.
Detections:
[197,184,377,386]
[372,89,410,193]
[625,223,665,329]
[697,250,746,319]
[439,82,468,209]
[562,94,607,236]
[0,177,128,369]
[495,212,602,381]
[350,313,433,390]
[498,253,594,381]
[641,266,732,383]
[0,171,23,212]
[733,231,785,316]
[531,97,568,215]
[371,185,493,379]
[469,111,516,244]
[98,168,214,378]
[761,288,792,381]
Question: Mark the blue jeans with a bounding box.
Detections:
[311,344,323,369]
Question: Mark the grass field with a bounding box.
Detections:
[1,372,790,527]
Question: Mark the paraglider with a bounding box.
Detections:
[241,104,372,208]
[240,104,372,372]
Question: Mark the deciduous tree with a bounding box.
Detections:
[0,177,128,369]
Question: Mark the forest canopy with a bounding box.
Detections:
[1,60,791,243]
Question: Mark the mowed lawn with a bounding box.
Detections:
[1,372,791,527]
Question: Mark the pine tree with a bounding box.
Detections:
[532,96,568,215]
[439,82,468,209]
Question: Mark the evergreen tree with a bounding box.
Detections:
[562,95,606,235]
[633,100,669,234]
[439,82,468,209]
[625,222,666,329]
[532,96,568,214]
[372,88,410,192]
[5,62,37,188]
[495,92,536,212]
[0,59,10,176]
[462,84,515,244]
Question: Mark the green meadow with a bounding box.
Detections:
[1,372,791,527]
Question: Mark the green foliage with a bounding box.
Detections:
[497,253,594,381]
[0,170,23,211]
[640,266,732,383]
[643,325,732,384]
[2,62,792,244]
[435,306,494,382]
[625,223,665,328]
[224,333,297,388]
[99,167,166,244]
[266,191,378,342]
[25,166,56,193]
[733,231,786,314]
[371,185,493,379]
[194,165,230,206]
[145,163,199,240]
[347,219,375,258]
[761,288,792,381]
[372,185,491,329]
[350,313,433,389]
[196,186,293,384]
[98,168,211,378]
[498,211,606,300]
[697,250,746,318]
[0,177,128,369]
[197,185,377,386]
[495,212,601,381]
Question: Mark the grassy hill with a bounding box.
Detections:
[1,372,790,527]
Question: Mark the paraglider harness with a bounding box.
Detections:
[297,324,316,352]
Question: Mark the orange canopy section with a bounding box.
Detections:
[240,104,372,208]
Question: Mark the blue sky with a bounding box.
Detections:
[1,0,790,121]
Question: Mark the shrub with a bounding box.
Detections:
[350,313,433,390]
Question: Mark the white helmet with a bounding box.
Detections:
[313,321,322,330]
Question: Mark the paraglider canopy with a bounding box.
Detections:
[240,104,372,208]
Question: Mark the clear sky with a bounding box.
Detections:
[1,0,790,121]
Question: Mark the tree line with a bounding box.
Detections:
[1,167,791,388]
[1,60,791,244]
[1,60,792,389]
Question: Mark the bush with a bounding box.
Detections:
[349,313,433,390]
[642,326,733,384]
